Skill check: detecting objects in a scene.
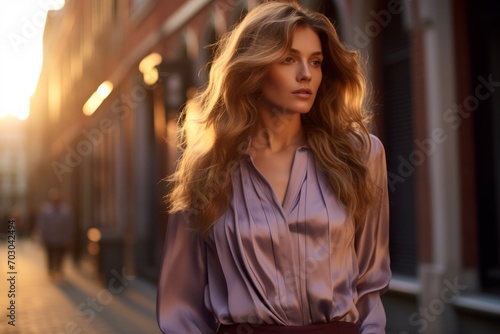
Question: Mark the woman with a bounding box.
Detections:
[157,1,390,333]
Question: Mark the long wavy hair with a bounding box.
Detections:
[167,1,374,235]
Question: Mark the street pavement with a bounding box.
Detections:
[0,238,161,334]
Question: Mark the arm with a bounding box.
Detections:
[355,135,391,333]
[157,212,217,334]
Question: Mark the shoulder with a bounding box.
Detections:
[40,203,52,213]
[364,134,387,187]
[366,134,386,167]
[61,203,71,213]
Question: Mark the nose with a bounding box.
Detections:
[297,61,312,82]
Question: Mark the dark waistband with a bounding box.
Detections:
[217,321,358,334]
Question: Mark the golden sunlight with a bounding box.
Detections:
[0,1,65,121]
[83,81,114,116]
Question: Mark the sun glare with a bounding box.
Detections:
[0,1,65,121]
[0,93,30,120]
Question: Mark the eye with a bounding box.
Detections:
[311,60,322,67]
[283,57,294,64]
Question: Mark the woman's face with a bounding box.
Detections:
[260,26,323,115]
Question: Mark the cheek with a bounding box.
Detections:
[315,71,323,89]
[266,69,289,94]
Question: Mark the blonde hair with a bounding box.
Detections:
[167,1,374,235]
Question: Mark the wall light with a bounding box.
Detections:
[87,227,102,242]
[83,80,113,116]
[139,52,162,86]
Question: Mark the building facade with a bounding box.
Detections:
[30,0,500,333]
[0,118,28,234]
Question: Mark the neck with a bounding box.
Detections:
[250,107,306,153]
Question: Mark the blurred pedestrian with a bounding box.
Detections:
[36,187,74,278]
[157,1,390,333]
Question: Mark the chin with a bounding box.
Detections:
[294,109,312,114]
[288,104,314,115]
[268,102,313,115]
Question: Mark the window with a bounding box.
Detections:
[379,0,418,276]
[468,0,500,294]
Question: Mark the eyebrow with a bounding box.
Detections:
[289,48,323,57]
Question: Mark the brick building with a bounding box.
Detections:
[30,0,500,332]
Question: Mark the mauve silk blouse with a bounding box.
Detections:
[157,135,391,334]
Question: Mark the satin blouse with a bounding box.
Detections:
[157,135,391,334]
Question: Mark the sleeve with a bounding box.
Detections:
[156,212,217,334]
[354,135,391,334]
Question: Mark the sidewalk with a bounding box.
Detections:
[0,238,161,334]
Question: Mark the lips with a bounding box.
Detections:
[292,88,313,99]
